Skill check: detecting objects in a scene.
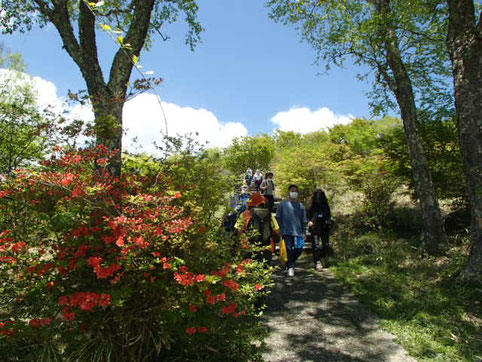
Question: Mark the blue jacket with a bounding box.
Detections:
[276,200,307,237]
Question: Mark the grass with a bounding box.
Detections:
[328,216,482,361]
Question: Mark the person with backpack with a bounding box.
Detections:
[235,192,279,265]
[276,185,307,277]
[307,188,333,270]
[260,172,275,213]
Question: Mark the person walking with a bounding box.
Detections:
[260,172,275,213]
[307,189,332,270]
[253,169,264,191]
[276,185,307,277]
[245,168,253,186]
[235,192,280,265]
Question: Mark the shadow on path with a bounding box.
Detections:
[261,254,415,362]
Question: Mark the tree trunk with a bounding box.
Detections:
[35,0,157,176]
[447,0,482,281]
[374,0,446,254]
[92,92,124,177]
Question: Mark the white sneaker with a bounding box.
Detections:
[287,268,294,277]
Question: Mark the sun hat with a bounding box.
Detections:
[248,192,266,207]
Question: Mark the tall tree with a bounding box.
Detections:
[223,135,275,177]
[268,0,448,253]
[0,49,52,174]
[0,0,202,175]
[446,0,482,280]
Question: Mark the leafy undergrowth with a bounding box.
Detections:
[329,219,482,362]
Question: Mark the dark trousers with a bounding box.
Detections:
[311,229,330,263]
[264,194,274,213]
[284,235,303,268]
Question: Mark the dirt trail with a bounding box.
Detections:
[261,254,416,362]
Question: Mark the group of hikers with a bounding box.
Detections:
[227,169,333,277]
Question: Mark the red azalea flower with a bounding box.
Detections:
[186,327,196,335]
[223,279,239,291]
[62,308,76,321]
[216,293,226,302]
[195,274,206,283]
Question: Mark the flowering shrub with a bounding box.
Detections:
[0,145,272,361]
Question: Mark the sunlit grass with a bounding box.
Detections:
[329,222,482,362]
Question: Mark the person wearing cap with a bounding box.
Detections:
[235,192,280,265]
[276,184,307,277]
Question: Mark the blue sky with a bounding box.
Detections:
[0,0,375,150]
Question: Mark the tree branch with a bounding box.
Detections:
[31,0,53,17]
[35,1,82,71]
[108,0,156,97]
[78,0,107,94]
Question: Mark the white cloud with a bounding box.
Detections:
[122,94,247,153]
[0,70,248,153]
[0,69,65,112]
[32,76,64,112]
[66,94,248,153]
[271,106,354,134]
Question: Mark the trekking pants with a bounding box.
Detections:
[283,235,303,268]
[312,230,330,263]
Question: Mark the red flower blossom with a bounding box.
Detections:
[223,279,239,291]
[98,293,112,307]
[62,308,76,321]
[186,327,196,335]
[10,241,27,252]
[216,293,226,302]
[222,303,238,314]
[189,305,198,312]
[174,272,194,286]
[195,274,206,283]
[199,326,208,333]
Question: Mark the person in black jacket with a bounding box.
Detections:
[307,189,332,270]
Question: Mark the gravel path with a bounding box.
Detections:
[261,254,416,362]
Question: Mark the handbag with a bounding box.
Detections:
[279,239,288,265]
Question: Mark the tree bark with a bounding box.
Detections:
[373,0,446,254]
[447,0,482,281]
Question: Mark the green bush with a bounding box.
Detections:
[0,143,272,361]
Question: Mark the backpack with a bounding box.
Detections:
[249,207,272,245]
[223,211,238,232]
